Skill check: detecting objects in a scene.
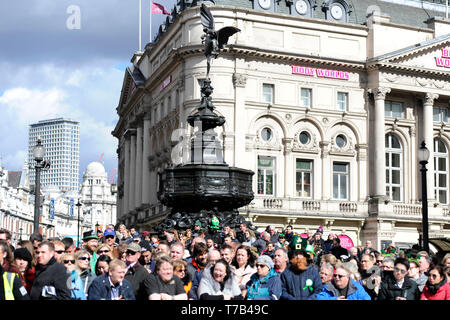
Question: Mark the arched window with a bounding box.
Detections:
[385,134,402,202]
[434,138,448,204]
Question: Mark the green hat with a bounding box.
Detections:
[305,244,315,256]
[210,216,220,229]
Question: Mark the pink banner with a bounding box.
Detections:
[152,2,170,15]
[337,234,354,250]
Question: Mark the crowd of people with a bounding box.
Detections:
[0,222,449,301]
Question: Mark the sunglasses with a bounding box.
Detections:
[256,264,267,268]
[429,274,440,279]
[176,269,186,273]
[376,260,383,263]
[98,250,110,254]
[334,274,347,279]
[78,257,90,261]
[55,250,65,254]
[394,267,407,274]
[63,260,75,265]
[105,236,115,240]
[126,250,137,255]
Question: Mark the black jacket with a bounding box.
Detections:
[378,275,419,301]
[125,262,151,300]
[30,257,71,300]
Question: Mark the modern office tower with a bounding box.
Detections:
[28,118,80,192]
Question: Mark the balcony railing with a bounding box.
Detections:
[393,204,422,217]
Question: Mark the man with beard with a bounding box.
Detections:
[280,249,322,300]
[82,230,99,271]
[186,242,208,281]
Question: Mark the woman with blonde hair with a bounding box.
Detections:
[74,249,97,297]
[59,252,86,300]
[97,243,114,259]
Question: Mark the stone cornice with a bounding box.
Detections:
[367,62,450,79]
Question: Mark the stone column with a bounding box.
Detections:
[423,93,439,201]
[142,115,151,205]
[129,133,136,212]
[372,87,391,199]
[123,137,131,215]
[233,72,247,168]
[135,125,143,209]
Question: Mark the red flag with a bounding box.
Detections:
[152,2,170,15]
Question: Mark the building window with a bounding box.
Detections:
[337,92,348,111]
[257,156,275,195]
[261,127,273,142]
[333,162,348,200]
[434,138,448,204]
[385,134,402,202]
[296,159,312,198]
[433,106,448,123]
[299,131,311,145]
[385,101,404,118]
[262,84,274,104]
[301,88,312,108]
[336,134,347,148]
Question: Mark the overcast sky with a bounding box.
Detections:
[0,0,176,184]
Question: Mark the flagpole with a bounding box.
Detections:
[150,0,153,44]
[446,0,448,19]
[139,0,142,51]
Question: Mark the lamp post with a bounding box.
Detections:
[75,199,82,248]
[33,138,50,234]
[418,140,430,253]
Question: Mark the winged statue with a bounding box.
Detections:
[200,3,240,79]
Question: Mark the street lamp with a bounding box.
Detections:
[75,199,82,248]
[418,140,430,253]
[33,138,50,234]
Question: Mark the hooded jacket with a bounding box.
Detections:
[378,275,419,300]
[316,279,371,300]
[30,257,71,300]
[280,264,322,300]
[69,269,86,300]
[246,268,282,300]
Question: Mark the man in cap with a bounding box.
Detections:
[124,242,151,300]
[82,230,99,271]
[193,221,202,237]
[103,228,119,258]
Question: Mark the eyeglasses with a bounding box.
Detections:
[376,260,383,263]
[63,260,75,265]
[334,274,347,279]
[78,257,90,261]
[98,250,110,254]
[429,274,440,279]
[256,264,267,269]
[394,267,407,274]
[126,250,137,255]
[55,250,65,254]
[105,236,115,240]
[176,269,186,273]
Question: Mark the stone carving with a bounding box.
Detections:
[232,73,247,87]
[424,93,439,105]
[369,87,391,100]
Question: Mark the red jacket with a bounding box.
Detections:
[421,282,450,300]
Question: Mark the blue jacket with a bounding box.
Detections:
[316,279,371,300]
[246,268,282,300]
[87,274,135,300]
[189,270,203,300]
[69,270,86,300]
[280,265,322,300]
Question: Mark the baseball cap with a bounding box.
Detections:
[104,228,116,237]
[257,255,274,269]
[82,230,99,241]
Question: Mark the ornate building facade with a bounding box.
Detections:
[113,0,450,251]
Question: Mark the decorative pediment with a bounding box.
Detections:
[117,66,147,112]
[368,34,450,75]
